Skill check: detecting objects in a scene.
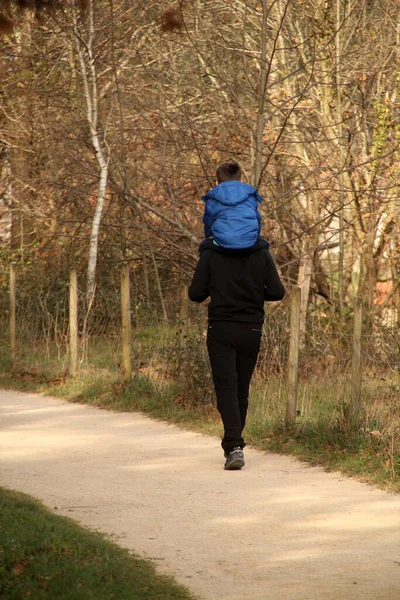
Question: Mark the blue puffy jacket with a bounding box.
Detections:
[202,181,262,249]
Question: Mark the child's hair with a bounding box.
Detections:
[216,161,242,183]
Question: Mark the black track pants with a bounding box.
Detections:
[206,321,262,454]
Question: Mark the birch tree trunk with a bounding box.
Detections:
[72,0,110,302]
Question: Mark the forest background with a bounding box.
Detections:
[1,0,400,489]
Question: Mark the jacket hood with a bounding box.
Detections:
[202,181,262,206]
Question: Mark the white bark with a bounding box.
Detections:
[72,0,110,301]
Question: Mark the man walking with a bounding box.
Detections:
[188,238,285,470]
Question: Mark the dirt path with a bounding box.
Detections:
[1,390,400,600]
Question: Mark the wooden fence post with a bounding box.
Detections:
[286,286,301,427]
[350,297,363,428]
[69,269,78,377]
[121,264,132,381]
[10,262,16,366]
[179,284,189,346]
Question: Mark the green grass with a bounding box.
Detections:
[0,487,196,600]
[245,378,400,491]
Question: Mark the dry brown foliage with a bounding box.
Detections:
[160,7,183,32]
[0,14,13,32]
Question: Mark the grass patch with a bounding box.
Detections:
[0,487,196,600]
[244,378,400,491]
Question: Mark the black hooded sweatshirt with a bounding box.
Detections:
[188,238,285,324]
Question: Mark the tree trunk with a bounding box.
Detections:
[72,0,110,301]
[297,254,312,347]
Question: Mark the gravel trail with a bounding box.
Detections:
[1,389,400,600]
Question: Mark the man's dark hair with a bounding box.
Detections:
[216,161,242,183]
